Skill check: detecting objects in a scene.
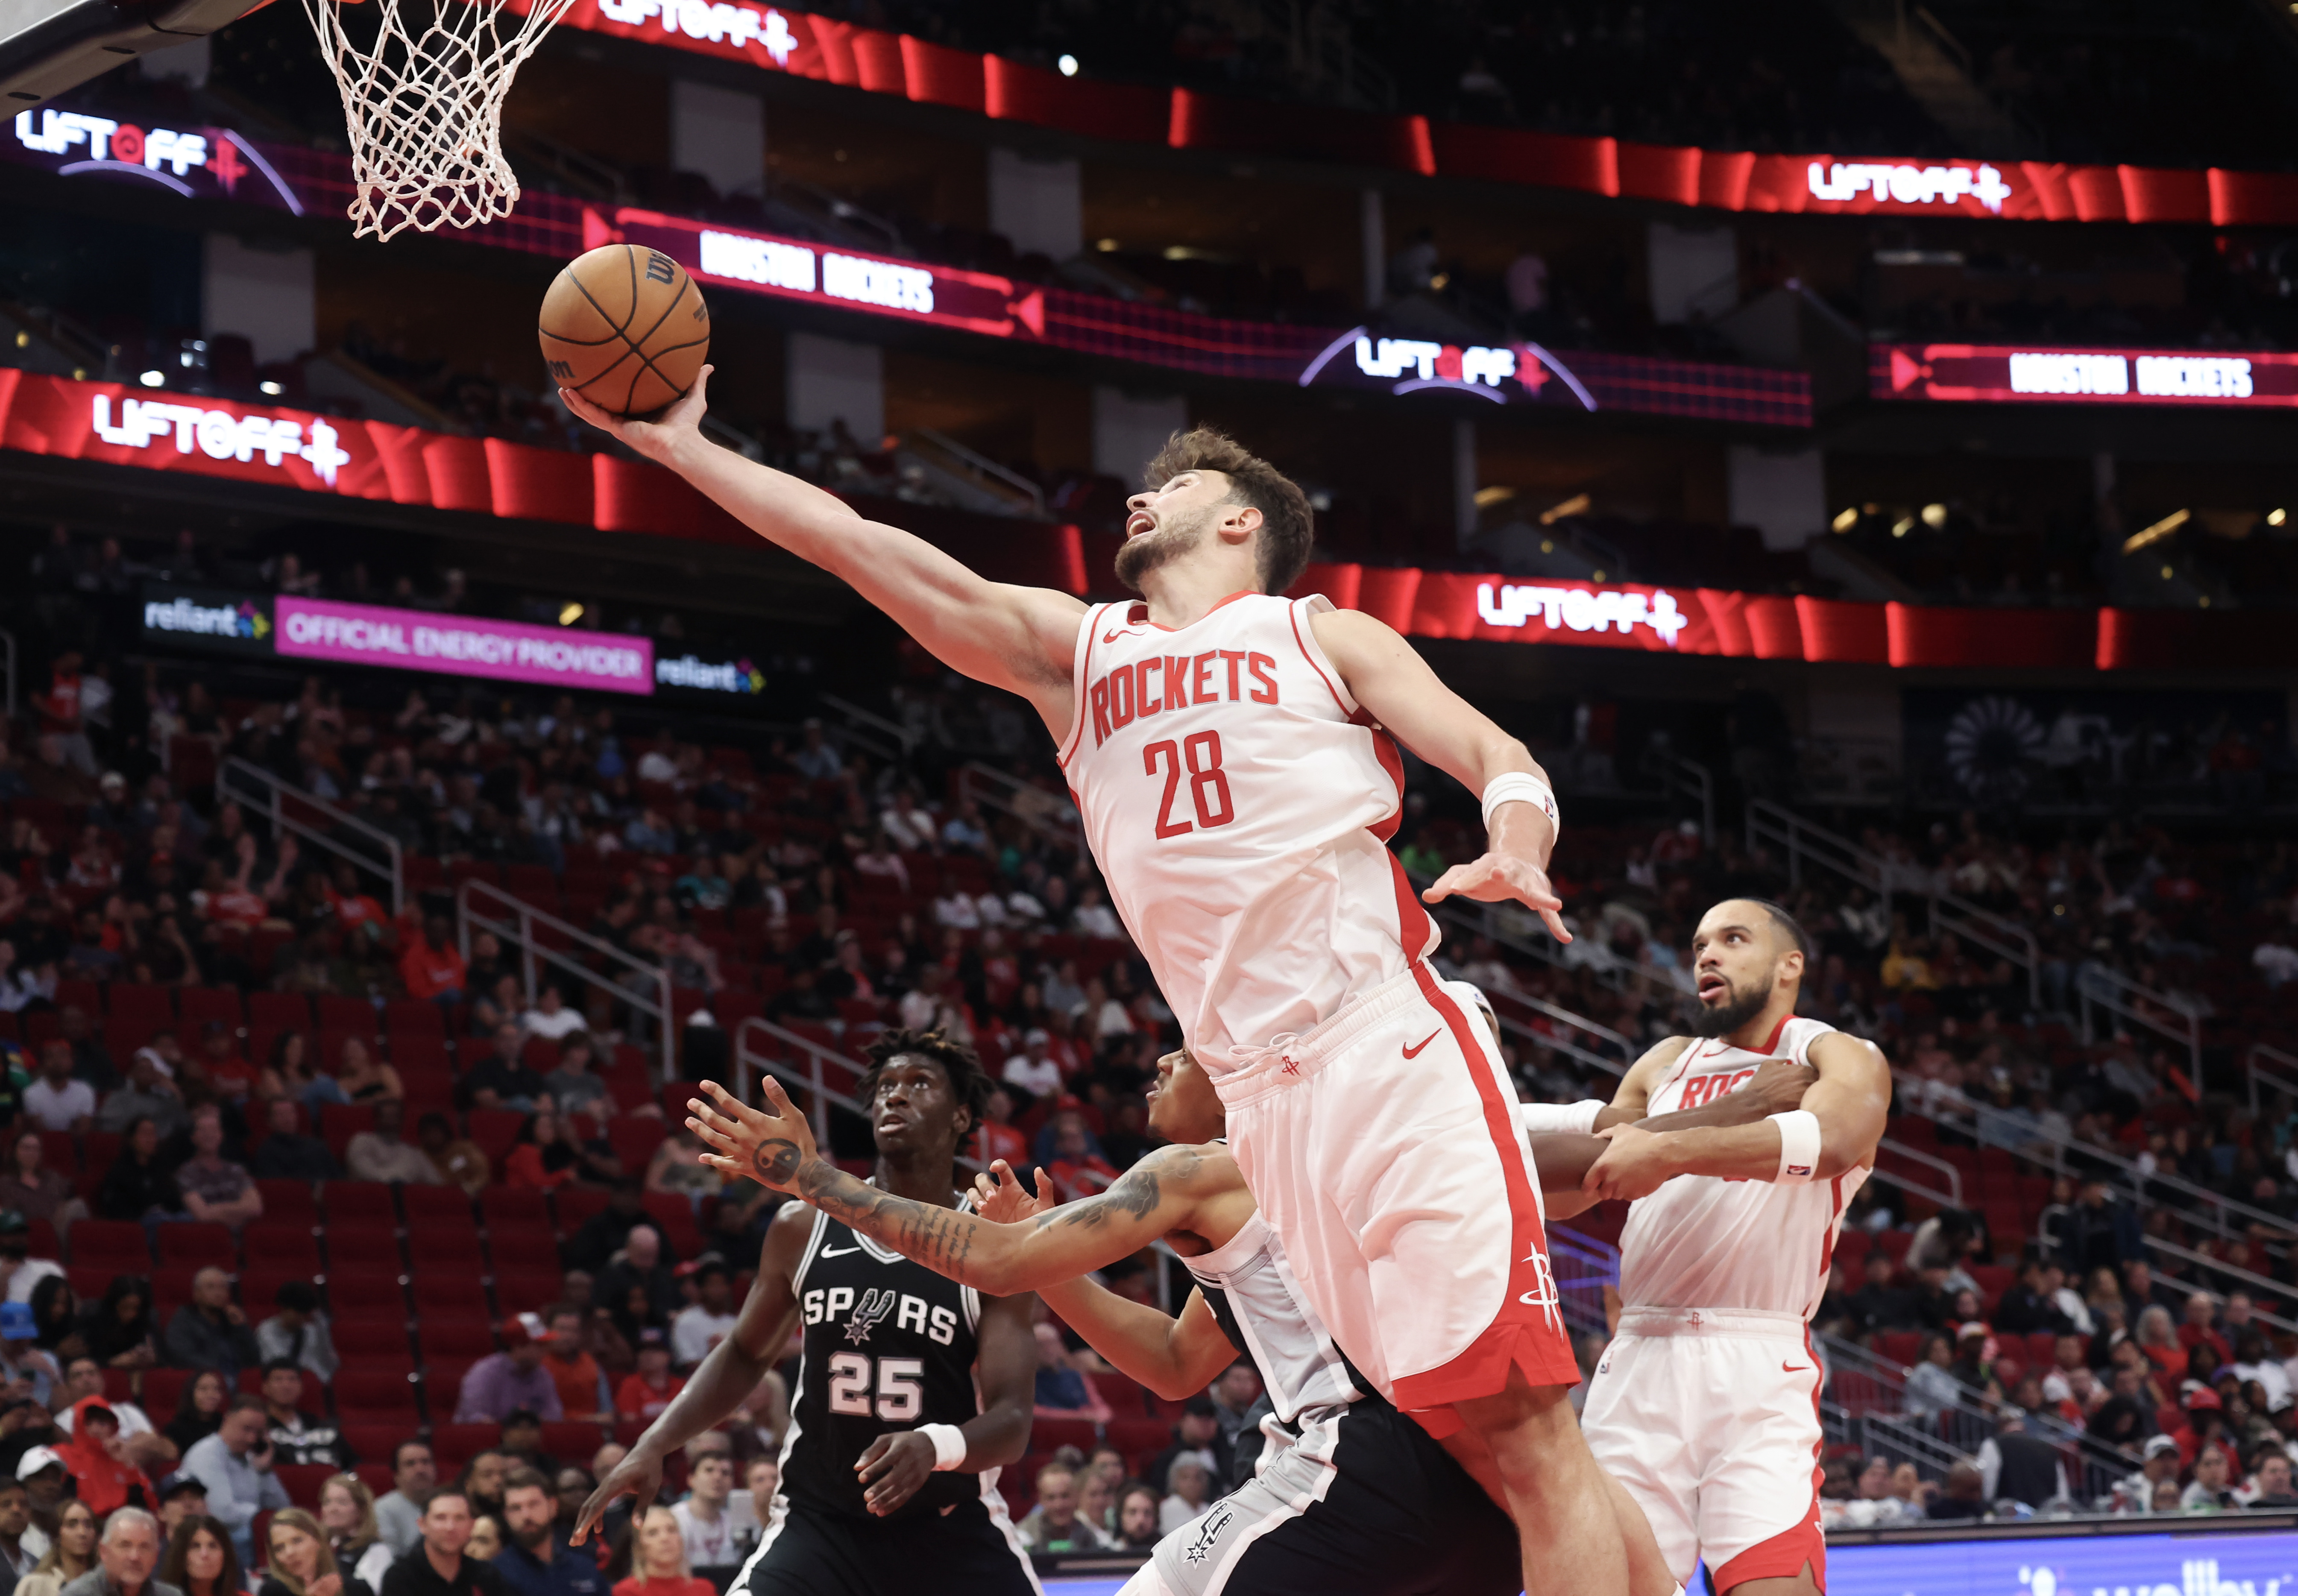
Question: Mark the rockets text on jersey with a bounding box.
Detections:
[1058,592,1436,1076]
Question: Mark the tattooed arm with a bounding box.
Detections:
[689,1077,1210,1296]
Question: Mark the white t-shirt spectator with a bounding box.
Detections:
[3,1258,64,1304]
[522,1005,588,1040]
[1003,1054,1061,1098]
[671,1304,739,1368]
[672,1499,739,1569]
[1073,902,1122,941]
[23,1078,95,1131]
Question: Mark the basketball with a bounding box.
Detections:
[538,243,710,416]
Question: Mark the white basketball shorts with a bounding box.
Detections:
[1579,1307,1827,1592]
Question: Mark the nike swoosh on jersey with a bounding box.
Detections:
[818,1245,866,1258]
[1402,1029,1441,1059]
[1102,627,1137,644]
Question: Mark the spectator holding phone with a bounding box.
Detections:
[181,1396,288,1566]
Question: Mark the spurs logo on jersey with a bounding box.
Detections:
[842,1288,898,1345]
[1058,593,1438,1070]
[1182,1503,1237,1567]
[1617,1015,1868,1318]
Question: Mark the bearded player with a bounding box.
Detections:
[571,1030,1040,1596]
[566,369,1634,1590]
[1566,900,1891,1596]
[683,1028,1817,1596]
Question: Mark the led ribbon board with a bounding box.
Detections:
[1874,343,2298,407]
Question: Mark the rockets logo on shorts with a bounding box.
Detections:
[1182,1502,1237,1567]
[1516,1249,1562,1330]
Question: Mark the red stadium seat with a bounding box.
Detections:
[141,1368,190,1416]
[67,1221,151,1272]
[403,1186,475,1227]
[478,1188,550,1234]
[243,1223,322,1276]
[179,988,245,1029]
[249,993,313,1032]
[419,1321,500,1367]
[542,1421,608,1460]
[492,1272,566,1315]
[322,1182,399,1227]
[410,1273,489,1321]
[156,1222,237,1271]
[318,996,378,1036]
[323,1224,400,1274]
[334,1369,421,1422]
[391,1035,451,1076]
[326,1274,408,1322]
[429,1424,498,1470]
[335,1318,417,1368]
[386,1000,446,1037]
[407,1225,485,1273]
[343,1429,414,1473]
[464,1111,524,1168]
[553,1187,610,1235]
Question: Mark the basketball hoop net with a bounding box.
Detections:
[299,0,580,240]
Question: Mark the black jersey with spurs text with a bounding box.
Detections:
[782,1202,994,1523]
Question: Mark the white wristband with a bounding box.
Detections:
[1518,1099,1604,1136]
[1769,1110,1821,1183]
[918,1423,968,1471]
[1480,773,1559,841]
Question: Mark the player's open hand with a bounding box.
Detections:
[689,1075,819,1194]
[1421,852,1572,943]
[1582,1122,1679,1202]
[570,1446,662,1545]
[856,1431,938,1516]
[559,363,712,466]
[971,1160,1056,1225]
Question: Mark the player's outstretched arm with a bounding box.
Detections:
[561,368,1085,713]
[1307,607,1568,941]
[1581,1034,1891,1201]
[688,1079,1208,1295]
[570,1198,809,1543]
[973,1160,1238,1399]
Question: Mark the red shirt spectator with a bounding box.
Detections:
[400,917,468,999]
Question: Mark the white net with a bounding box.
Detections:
[299,0,581,240]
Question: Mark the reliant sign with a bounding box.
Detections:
[275,597,654,694]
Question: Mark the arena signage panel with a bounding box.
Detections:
[654,650,768,700]
[274,597,655,694]
[1823,1530,2298,1596]
[1874,343,2298,407]
[7,108,305,210]
[138,583,274,655]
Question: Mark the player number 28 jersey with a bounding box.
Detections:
[1616,1016,1868,1319]
[1057,593,1437,1070]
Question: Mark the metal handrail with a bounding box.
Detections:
[818,692,912,759]
[457,878,675,1079]
[1659,754,1715,844]
[2141,1235,2298,1335]
[216,756,404,914]
[2248,1043,2298,1116]
[958,761,1081,846]
[1876,1139,1963,1208]
[912,428,1046,517]
[2076,964,2203,1084]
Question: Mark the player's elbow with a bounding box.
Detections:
[1142,1369,1202,1403]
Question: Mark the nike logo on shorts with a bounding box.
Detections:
[1782,1361,1809,1372]
[1402,1029,1441,1059]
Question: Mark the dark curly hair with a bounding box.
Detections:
[858,1028,992,1138]
[1142,427,1315,595]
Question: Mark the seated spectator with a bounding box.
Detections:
[255,1282,340,1384]
[164,1269,260,1382]
[398,918,467,1007]
[1146,1398,1226,1497]
[24,1043,95,1133]
[53,1353,160,1446]
[668,1445,739,1574]
[537,1307,607,1423]
[97,1118,179,1223]
[346,1100,439,1186]
[259,1361,347,1468]
[1015,1464,1110,1554]
[248,1100,341,1183]
[0,1211,64,1305]
[50,1396,154,1518]
[1030,1323,1109,1423]
[504,1109,580,1193]
[1000,1033,1061,1100]
[319,1473,395,1592]
[1844,1251,1920,1335]
[0,1126,85,1230]
[613,1331,682,1423]
[612,1505,710,1596]
[2180,1293,2233,1372]
[538,1037,611,1127]
[668,1263,736,1371]
[642,1135,718,1207]
[168,1106,262,1231]
[455,1321,562,1424]
[598,1227,679,1342]
[163,1371,228,1457]
[462,1025,546,1113]
[261,1034,346,1118]
[182,1397,288,1566]
[559,1183,648,1275]
[188,1025,260,1106]
[333,1039,402,1107]
[419,1113,490,1195]
[1041,1111,1120,1204]
[260,1506,372,1596]
[2247,1451,2298,1509]
[1994,1254,2075,1338]
[73,1280,160,1375]
[14,1496,94,1596]
[1156,1455,1213,1537]
[97,1050,188,1139]
[373,1440,437,1558]
[519,989,586,1042]
[2185,1445,2239,1513]
[160,1507,240,1596]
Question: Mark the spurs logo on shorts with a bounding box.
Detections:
[1182,1502,1237,1567]
[843,1287,898,1345]
[1516,1248,1561,1329]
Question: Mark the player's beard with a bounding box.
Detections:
[1114,510,1206,592]
[1689,972,1771,1038]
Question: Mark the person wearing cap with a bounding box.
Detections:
[0,1298,60,1406]
[97,1051,187,1140]
[454,1323,562,1426]
[155,1473,208,1536]
[2173,1386,2242,1475]
[256,1283,341,1385]
[0,1474,50,1586]
[665,1264,733,1372]
[2122,1435,2184,1511]
[182,1394,288,1566]
[0,1213,65,1307]
[23,1043,95,1135]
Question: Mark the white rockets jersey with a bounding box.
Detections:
[1057,592,1436,1070]
[1615,1016,1868,1318]
[1182,1207,1366,1428]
